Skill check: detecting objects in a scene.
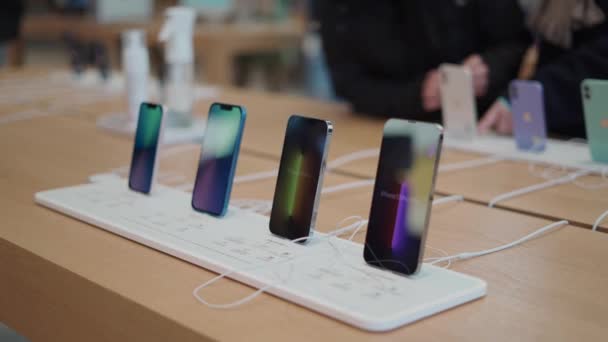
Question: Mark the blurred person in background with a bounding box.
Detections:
[479,0,608,138]
[317,0,529,122]
[0,0,25,67]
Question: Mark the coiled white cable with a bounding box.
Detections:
[193,193,469,309]
[192,216,370,309]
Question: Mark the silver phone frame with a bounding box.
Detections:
[412,123,443,274]
[307,120,333,238]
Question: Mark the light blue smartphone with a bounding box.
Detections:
[509,80,547,152]
[582,79,608,163]
[191,103,246,217]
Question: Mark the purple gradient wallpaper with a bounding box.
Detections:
[364,119,442,275]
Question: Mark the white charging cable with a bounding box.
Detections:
[194,219,569,309]
[326,148,380,169]
[438,156,504,173]
[192,216,368,309]
[528,161,608,190]
[488,169,591,207]
[192,196,475,309]
[432,195,465,206]
[321,179,375,195]
[573,167,608,189]
[524,138,608,190]
[428,220,568,266]
[592,209,608,232]
[234,170,279,184]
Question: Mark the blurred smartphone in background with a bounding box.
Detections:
[582,79,608,163]
[510,80,547,152]
[128,102,164,194]
[440,64,477,140]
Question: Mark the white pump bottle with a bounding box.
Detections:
[159,6,197,127]
[122,29,149,126]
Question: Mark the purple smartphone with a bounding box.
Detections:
[509,80,547,152]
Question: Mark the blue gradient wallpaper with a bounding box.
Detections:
[128,103,163,194]
[191,103,245,216]
[364,119,442,275]
[270,115,330,240]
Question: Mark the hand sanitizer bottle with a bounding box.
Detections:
[158,6,197,127]
[122,29,149,127]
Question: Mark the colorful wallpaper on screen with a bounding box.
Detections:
[364,120,441,275]
[191,103,245,216]
[129,104,162,194]
[270,116,329,240]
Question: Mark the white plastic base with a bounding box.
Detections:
[35,180,486,332]
[97,113,206,145]
[444,134,607,173]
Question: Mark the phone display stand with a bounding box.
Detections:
[35,179,486,332]
[97,114,206,145]
[444,134,607,173]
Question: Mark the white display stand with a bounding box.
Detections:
[444,135,607,174]
[35,180,487,332]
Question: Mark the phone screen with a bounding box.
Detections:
[129,103,163,194]
[270,115,331,240]
[364,119,442,275]
[192,103,245,216]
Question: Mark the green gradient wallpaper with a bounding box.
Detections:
[270,116,330,240]
[128,103,163,194]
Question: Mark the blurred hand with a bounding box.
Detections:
[422,69,441,112]
[463,54,489,97]
[478,99,513,135]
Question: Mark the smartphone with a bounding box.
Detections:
[582,79,608,163]
[191,103,246,217]
[128,102,164,194]
[439,64,477,140]
[364,119,443,276]
[269,115,333,241]
[510,80,547,152]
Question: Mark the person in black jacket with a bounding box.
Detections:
[0,0,24,67]
[317,0,529,121]
[479,0,608,137]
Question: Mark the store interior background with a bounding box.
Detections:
[3,0,333,97]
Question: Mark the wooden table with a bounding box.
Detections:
[20,14,304,85]
[2,69,608,340]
